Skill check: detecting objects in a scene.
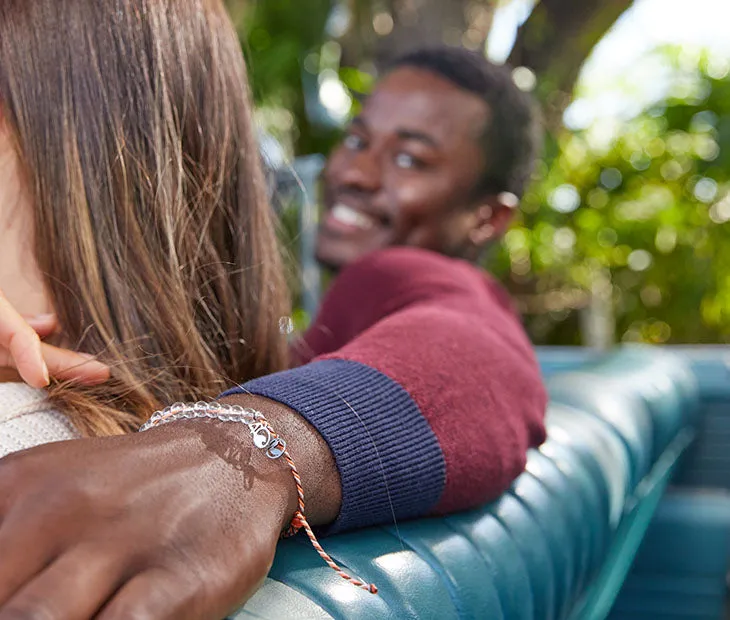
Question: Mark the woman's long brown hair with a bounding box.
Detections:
[0,0,290,435]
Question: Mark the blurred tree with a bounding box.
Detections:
[508,0,633,129]
[343,0,633,94]
[229,0,635,155]
[341,0,494,70]
[496,49,730,344]
[226,0,336,155]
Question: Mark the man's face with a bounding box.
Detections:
[316,66,493,271]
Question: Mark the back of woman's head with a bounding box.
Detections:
[0,0,289,435]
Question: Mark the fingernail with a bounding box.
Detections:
[42,362,50,386]
[31,313,56,321]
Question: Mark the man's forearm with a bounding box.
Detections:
[236,248,547,525]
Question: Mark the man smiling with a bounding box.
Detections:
[316,46,539,270]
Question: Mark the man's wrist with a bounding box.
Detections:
[216,393,343,528]
[142,409,294,538]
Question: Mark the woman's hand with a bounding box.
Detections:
[0,289,110,387]
[0,394,342,619]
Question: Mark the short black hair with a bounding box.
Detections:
[389,46,542,199]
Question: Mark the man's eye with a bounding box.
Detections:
[394,153,420,169]
[343,134,365,150]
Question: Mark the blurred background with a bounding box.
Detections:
[225,0,730,348]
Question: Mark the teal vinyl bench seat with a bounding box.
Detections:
[609,488,730,620]
[234,346,699,620]
[610,347,730,620]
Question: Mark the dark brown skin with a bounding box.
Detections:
[316,66,516,272]
[0,393,340,619]
[0,66,521,620]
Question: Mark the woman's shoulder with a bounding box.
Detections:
[0,383,80,458]
[0,382,55,421]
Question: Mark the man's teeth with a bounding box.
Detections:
[331,204,374,230]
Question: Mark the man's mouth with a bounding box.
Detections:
[325,203,379,232]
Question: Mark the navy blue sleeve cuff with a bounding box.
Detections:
[222,359,446,534]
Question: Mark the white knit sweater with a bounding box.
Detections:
[0,383,79,458]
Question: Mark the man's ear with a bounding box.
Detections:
[468,191,519,248]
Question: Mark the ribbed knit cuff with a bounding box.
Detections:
[222,359,446,534]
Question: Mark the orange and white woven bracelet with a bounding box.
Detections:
[139,401,378,594]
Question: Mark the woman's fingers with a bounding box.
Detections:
[0,340,110,387]
[0,293,109,386]
[0,292,109,386]
[0,292,48,388]
[25,313,59,339]
[42,344,111,385]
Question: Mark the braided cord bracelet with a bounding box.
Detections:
[139,401,378,595]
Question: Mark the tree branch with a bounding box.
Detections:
[508,0,633,96]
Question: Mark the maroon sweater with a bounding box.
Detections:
[231,247,546,532]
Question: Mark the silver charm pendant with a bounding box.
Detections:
[266,437,287,459]
[250,423,272,448]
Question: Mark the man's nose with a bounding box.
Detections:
[339,149,382,193]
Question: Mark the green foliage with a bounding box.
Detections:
[227,2,728,345]
[497,49,730,344]
[227,0,338,155]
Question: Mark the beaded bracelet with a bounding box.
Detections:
[139,401,378,594]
